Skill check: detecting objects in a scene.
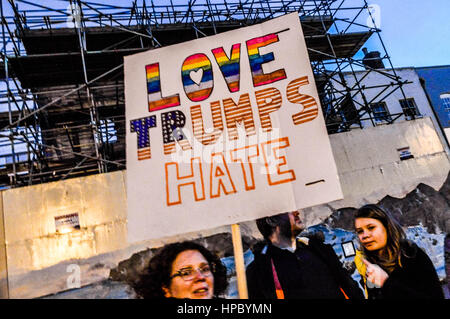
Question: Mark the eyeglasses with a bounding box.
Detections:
[170,264,213,281]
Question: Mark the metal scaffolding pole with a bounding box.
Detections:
[0,0,408,188]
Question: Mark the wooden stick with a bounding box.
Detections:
[231,223,248,299]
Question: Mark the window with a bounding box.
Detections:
[397,146,414,161]
[440,93,450,113]
[341,241,356,258]
[0,127,41,167]
[399,98,421,120]
[97,119,117,144]
[370,102,391,123]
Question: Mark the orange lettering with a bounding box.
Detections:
[230,145,259,191]
[190,101,224,145]
[261,137,296,185]
[222,93,256,140]
[209,153,237,198]
[165,157,205,206]
[286,76,319,125]
[255,87,282,132]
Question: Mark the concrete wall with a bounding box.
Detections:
[0,194,8,298]
[0,117,448,298]
[2,171,129,298]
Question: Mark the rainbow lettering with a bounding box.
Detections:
[246,33,286,87]
[146,63,180,112]
[211,44,241,93]
[181,53,214,102]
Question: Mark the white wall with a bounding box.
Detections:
[0,118,448,298]
[333,68,450,155]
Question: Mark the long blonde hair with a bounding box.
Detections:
[355,204,406,273]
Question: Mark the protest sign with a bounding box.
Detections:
[125,12,342,243]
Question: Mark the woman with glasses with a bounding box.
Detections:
[354,204,444,299]
[133,241,228,299]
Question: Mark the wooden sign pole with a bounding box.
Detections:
[231,223,249,299]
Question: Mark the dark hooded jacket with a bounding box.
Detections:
[356,240,444,299]
[246,234,364,299]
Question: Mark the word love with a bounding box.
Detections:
[146,32,288,110]
[165,137,295,206]
[130,76,318,160]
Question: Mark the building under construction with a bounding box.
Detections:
[0,0,410,188]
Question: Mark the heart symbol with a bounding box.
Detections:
[189,68,203,85]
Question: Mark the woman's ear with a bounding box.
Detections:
[162,286,171,298]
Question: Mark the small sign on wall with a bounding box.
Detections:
[397,146,414,161]
[341,241,356,258]
[55,213,80,234]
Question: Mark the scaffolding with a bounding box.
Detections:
[0,0,410,188]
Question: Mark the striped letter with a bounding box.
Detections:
[246,34,286,87]
[255,87,282,132]
[182,53,214,102]
[191,101,224,145]
[286,76,319,125]
[161,111,192,155]
[212,44,241,93]
[222,93,256,140]
[130,116,157,160]
[146,63,180,112]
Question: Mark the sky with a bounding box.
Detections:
[350,0,450,68]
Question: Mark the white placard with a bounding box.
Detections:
[125,13,343,243]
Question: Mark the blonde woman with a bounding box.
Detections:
[354,204,444,299]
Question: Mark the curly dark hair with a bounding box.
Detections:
[133,241,228,299]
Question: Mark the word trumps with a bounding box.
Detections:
[130,75,319,160]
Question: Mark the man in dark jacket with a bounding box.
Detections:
[246,211,364,299]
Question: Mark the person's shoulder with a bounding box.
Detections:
[300,231,341,259]
[251,240,269,254]
[300,230,325,246]
[246,245,271,278]
[304,232,340,254]
[247,241,270,266]
[400,239,436,268]
[400,239,420,258]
